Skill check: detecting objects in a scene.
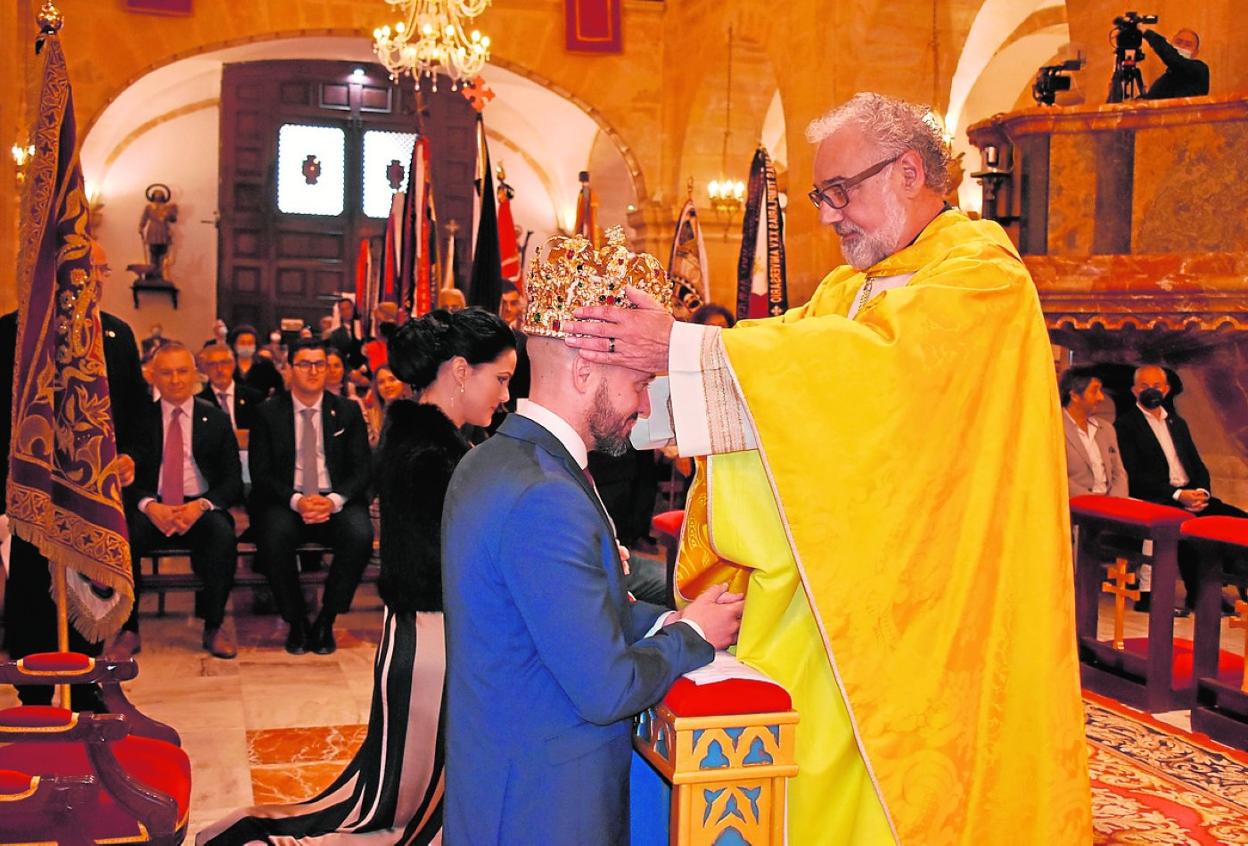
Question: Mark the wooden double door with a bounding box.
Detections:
[217,60,477,335]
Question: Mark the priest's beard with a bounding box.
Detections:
[835,186,907,270]
[588,381,636,458]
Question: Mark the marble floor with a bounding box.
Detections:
[0,577,1245,841]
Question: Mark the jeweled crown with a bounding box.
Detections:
[522,226,672,338]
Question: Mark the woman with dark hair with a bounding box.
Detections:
[200,307,516,845]
[690,302,736,329]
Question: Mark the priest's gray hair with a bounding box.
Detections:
[805,92,951,194]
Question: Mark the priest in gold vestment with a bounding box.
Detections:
[567,93,1092,845]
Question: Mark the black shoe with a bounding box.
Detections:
[1174,606,1192,619]
[1223,598,1238,618]
[284,619,309,655]
[310,617,336,655]
[1133,593,1151,613]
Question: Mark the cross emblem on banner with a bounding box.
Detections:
[386,159,405,190]
[460,76,495,112]
[1231,599,1248,693]
[1102,557,1140,651]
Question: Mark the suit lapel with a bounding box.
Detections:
[321,392,339,486]
[498,414,619,546]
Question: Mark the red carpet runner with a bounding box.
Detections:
[1086,691,1248,843]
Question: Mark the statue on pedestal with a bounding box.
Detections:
[128,183,181,308]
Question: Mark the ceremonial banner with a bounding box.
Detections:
[469,116,504,312]
[399,136,436,316]
[496,169,522,289]
[735,146,788,320]
[354,237,370,314]
[667,199,710,313]
[9,27,132,641]
[573,171,601,248]
[381,192,403,302]
[564,0,622,54]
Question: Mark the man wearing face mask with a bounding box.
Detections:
[1115,365,1245,615]
[1142,26,1209,101]
[228,323,284,399]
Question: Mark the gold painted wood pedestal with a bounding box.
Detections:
[633,701,798,845]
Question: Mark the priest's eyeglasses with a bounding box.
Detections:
[808,155,901,210]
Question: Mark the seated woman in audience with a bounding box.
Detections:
[324,347,351,397]
[363,363,410,448]
[199,307,516,845]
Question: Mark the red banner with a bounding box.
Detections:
[123,0,193,15]
[565,0,622,54]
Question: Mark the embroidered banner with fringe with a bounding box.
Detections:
[8,28,132,642]
[735,146,787,320]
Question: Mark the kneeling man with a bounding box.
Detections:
[442,230,743,845]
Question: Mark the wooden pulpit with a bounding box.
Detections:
[631,653,798,846]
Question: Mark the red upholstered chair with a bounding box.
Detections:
[0,653,191,845]
[1180,517,1248,748]
[651,509,685,608]
[1070,495,1193,712]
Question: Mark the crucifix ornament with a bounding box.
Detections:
[1102,557,1140,651]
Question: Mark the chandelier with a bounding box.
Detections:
[373,0,492,91]
[707,26,745,224]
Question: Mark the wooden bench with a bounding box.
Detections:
[142,542,380,616]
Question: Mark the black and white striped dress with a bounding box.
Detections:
[199,401,468,846]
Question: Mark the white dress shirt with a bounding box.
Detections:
[290,395,345,513]
[514,399,704,642]
[1066,411,1108,494]
[1136,403,1199,495]
[139,398,211,513]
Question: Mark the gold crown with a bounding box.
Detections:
[522,226,671,338]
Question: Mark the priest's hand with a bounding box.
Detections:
[564,287,673,374]
[673,583,745,649]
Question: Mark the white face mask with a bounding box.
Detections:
[1176,47,1195,60]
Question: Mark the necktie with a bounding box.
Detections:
[300,408,319,495]
[217,391,232,427]
[161,407,185,505]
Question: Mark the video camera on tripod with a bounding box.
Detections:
[1033,57,1084,106]
[1108,10,1159,102]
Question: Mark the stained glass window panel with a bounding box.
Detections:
[276,123,346,216]
[363,130,418,219]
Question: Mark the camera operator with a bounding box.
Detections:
[1142,26,1209,100]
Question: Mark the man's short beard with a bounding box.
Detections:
[835,178,908,270]
[588,381,633,457]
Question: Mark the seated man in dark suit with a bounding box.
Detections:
[248,339,373,655]
[199,342,262,433]
[118,341,243,659]
[1115,364,1246,615]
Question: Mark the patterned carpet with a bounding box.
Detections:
[1086,692,1248,844]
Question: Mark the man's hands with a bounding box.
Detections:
[563,287,674,373]
[668,583,745,650]
[1177,489,1210,512]
[296,494,334,525]
[143,500,207,537]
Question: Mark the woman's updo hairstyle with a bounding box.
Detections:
[388,306,515,392]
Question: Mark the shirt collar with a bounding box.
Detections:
[293,394,323,416]
[1064,410,1098,432]
[160,397,195,419]
[516,399,588,469]
[1137,402,1168,421]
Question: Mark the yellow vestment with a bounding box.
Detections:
[676,210,1092,845]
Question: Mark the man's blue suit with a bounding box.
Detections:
[442,413,714,845]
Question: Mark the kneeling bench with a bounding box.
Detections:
[1181,517,1248,749]
[1071,495,1192,712]
[632,654,797,846]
